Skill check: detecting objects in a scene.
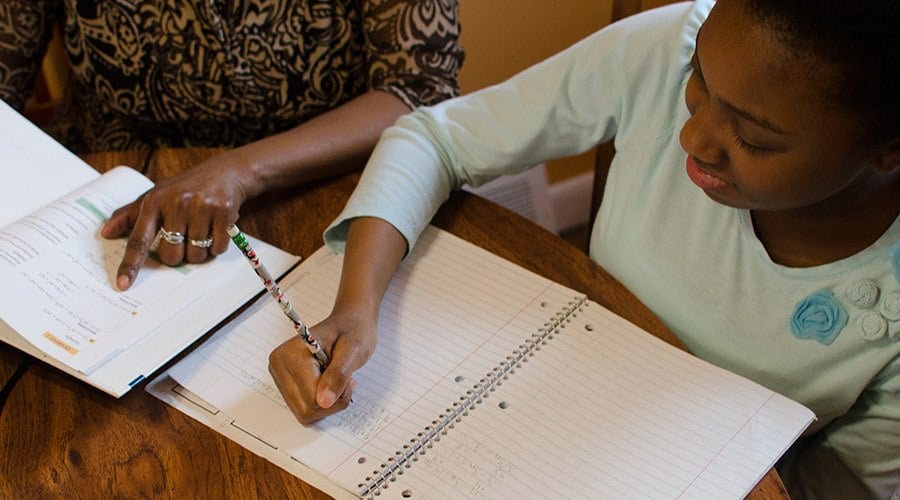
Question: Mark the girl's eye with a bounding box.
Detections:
[731,131,770,154]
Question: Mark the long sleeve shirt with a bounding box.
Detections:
[324,1,900,497]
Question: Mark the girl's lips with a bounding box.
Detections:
[685,156,729,190]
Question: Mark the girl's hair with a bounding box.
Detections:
[741,0,900,142]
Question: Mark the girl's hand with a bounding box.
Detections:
[268,217,407,424]
[268,307,378,424]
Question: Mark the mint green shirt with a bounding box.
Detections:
[326,2,900,496]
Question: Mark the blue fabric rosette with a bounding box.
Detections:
[790,289,849,345]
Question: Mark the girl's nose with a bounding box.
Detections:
[679,112,726,166]
[681,79,727,166]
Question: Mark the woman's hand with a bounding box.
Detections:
[101,152,260,291]
[268,306,379,424]
[101,90,411,292]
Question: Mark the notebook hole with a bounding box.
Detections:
[357,457,366,464]
[498,401,509,409]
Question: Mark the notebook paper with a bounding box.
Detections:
[154,226,814,498]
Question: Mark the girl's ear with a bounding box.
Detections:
[873,138,900,174]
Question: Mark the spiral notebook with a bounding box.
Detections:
[147,225,814,499]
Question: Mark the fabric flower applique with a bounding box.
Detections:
[883,292,900,322]
[790,289,849,345]
[854,310,888,342]
[882,292,900,341]
[890,244,900,284]
[845,279,879,309]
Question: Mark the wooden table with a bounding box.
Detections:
[0,148,788,498]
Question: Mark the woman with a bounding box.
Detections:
[0,0,463,290]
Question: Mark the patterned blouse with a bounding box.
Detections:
[0,0,463,152]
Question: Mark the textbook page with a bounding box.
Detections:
[157,226,814,498]
[0,99,99,228]
[0,165,300,396]
[0,100,300,396]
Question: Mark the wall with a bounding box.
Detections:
[457,1,613,183]
[457,0,680,183]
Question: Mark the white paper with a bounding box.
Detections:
[0,101,301,396]
[155,226,815,498]
[0,99,100,228]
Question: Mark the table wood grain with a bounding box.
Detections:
[0,148,788,499]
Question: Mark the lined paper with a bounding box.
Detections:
[162,226,814,499]
[388,300,812,499]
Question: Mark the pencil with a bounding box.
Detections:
[226,224,330,368]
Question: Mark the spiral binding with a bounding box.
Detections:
[359,295,588,498]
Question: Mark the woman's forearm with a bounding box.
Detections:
[219,90,412,199]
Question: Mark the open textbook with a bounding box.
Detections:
[0,100,299,397]
[148,225,815,499]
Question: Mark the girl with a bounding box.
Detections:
[269,0,900,497]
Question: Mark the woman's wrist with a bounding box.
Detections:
[202,147,269,201]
